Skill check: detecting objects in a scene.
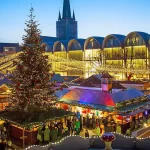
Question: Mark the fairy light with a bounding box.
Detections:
[1,51,150,75]
[24,132,150,150]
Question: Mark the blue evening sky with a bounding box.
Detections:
[0,0,150,43]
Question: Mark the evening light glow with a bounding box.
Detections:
[0,0,150,43]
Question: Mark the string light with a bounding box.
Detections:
[24,132,150,150]
[0,112,74,128]
[0,52,150,75]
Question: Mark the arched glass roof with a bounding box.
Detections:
[53,41,68,52]
[84,37,104,50]
[68,39,85,51]
[42,42,54,52]
[102,34,126,49]
[124,31,150,46]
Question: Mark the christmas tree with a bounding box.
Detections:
[8,7,56,112]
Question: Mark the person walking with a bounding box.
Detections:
[44,125,50,144]
[37,126,43,145]
[75,119,80,135]
[85,129,90,138]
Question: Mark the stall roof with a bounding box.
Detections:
[0,77,11,86]
[118,101,150,112]
[80,74,126,89]
[111,88,145,103]
[50,74,64,83]
[60,88,147,109]
[55,88,69,98]
[63,76,79,82]
[119,108,146,116]
[60,88,116,106]
[142,105,150,110]
[59,99,114,111]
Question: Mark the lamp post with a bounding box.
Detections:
[101,133,116,150]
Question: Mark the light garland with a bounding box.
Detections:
[0,113,74,128]
[57,101,112,112]
[24,132,150,150]
[1,52,150,75]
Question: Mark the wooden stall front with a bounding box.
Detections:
[10,124,38,145]
[117,108,145,134]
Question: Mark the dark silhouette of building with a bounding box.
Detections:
[56,0,78,40]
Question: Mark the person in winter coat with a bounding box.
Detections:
[85,129,90,138]
[70,119,74,135]
[126,128,131,136]
[130,119,135,133]
[44,125,50,144]
[95,125,100,136]
[57,124,63,140]
[37,126,43,145]
[75,119,80,135]
[116,124,121,134]
[50,124,58,142]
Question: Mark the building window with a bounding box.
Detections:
[3,47,16,52]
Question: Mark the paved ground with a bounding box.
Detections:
[12,128,150,149]
[138,129,150,138]
[11,129,95,150]
[80,128,95,137]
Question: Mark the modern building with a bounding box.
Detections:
[39,0,150,80]
[1,0,150,80]
[56,0,77,40]
[0,43,20,55]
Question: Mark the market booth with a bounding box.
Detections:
[0,84,11,111]
[0,108,74,146]
[58,87,150,134]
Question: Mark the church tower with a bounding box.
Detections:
[56,0,78,40]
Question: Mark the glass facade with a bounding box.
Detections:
[41,32,150,79]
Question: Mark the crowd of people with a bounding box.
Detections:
[36,112,122,144]
[37,116,82,145]
[84,113,150,137]
[84,113,120,137]
[126,114,150,136]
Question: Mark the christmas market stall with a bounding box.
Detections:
[0,84,11,111]
[58,88,116,128]
[58,87,150,135]
[111,88,150,134]
[0,108,74,146]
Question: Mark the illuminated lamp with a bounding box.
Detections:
[87,109,91,113]
[145,111,148,115]
[82,110,87,114]
[62,104,69,110]
[101,133,116,150]
[117,116,122,120]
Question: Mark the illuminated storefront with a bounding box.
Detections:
[67,39,85,76]
[124,32,149,79]
[103,34,125,80]
[53,41,68,76]
[84,37,104,77]
[39,32,150,79]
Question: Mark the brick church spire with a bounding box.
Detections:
[62,0,71,19]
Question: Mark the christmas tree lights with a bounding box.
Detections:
[6,7,58,112]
